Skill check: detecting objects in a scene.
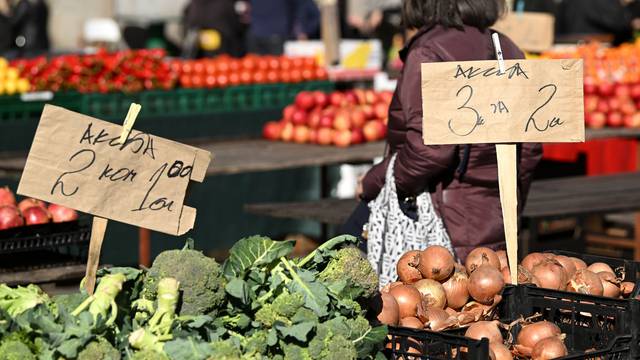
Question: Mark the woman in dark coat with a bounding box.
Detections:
[353,0,543,261]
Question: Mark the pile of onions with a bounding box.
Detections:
[465,247,501,273]
[413,279,447,309]
[468,264,505,305]
[531,336,568,360]
[442,269,469,310]
[396,251,423,284]
[464,321,503,344]
[567,269,603,296]
[389,285,423,319]
[515,321,562,357]
[530,259,568,291]
[598,272,621,298]
[418,245,455,281]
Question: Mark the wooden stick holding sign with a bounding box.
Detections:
[85,103,141,294]
[420,39,584,285]
[17,104,212,294]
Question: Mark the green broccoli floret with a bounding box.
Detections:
[143,243,225,317]
[281,342,312,360]
[52,292,86,315]
[77,337,120,360]
[318,247,378,299]
[130,349,169,360]
[308,321,357,360]
[0,339,36,360]
[207,339,242,360]
[255,290,304,328]
[242,330,269,356]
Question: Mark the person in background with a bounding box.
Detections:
[0,0,12,56]
[247,0,319,55]
[556,0,638,45]
[7,0,49,57]
[347,0,403,67]
[183,0,243,58]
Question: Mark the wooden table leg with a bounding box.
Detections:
[139,228,151,267]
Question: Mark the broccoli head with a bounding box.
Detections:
[318,247,378,299]
[77,337,120,360]
[242,330,269,356]
[308,320,357,360]
[130,349,170,360]
[281,342,312,360]
[207,339,242,360]
[143,244,225,317]
[0,339,36,360]
[255,290,304,328]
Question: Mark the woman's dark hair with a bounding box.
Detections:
[402,0,505,31]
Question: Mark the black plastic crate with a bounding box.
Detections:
[0,220,90,254]
[385,326,490,360]
[501,285,640,359]
[548,250,640,283]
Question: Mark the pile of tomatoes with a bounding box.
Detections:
[172,54,328,89]
[11,49,176,93]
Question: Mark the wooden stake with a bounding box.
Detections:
[319,0,340,66]
[496,144,519,285]
[84,103,141,294]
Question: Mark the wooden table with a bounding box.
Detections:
[245,173,640,259]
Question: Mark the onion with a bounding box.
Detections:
[381,281,403,294]
[490,342,513,360]
[501,267,510,284]
[516,321,561,357]
[598,272,620,298]
[555,255,577,279]
[414,279,447,309]
[389,285,423,319]
[442,270,469,310]
[587,262,614,274]
[502,265,536,285]
[521,253,548,271]
[468,265,505,305]
[0,205,24,230]
[0,187,16,207]
[464,321,503,344]
[417,245,455,281]
[22,206,51,225]
[18,198,47,213]
[48,204,78,223]
[567,269,604,296]
[465,247,501,273]
[496,250,509,271]
[531,336,568,360]
[397,250,423,284]
[376,293,400,326]
[571,257,588,270]
[621,281,635,297]
[399,316,423,329]
[423,307,456,331]
[445,307,458,316]
[531,259,568,291]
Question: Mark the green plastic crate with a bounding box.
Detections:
[0,92,82,123]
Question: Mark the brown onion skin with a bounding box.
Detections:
[531,337,568,360]
[381,281,403,294]
[531,259,568,291]
[377,293,400,326]
[468,265,505,305]
[464,321,503,344]
[502,265,536,285]
[442,270,469,310]
[501,267,511,284]
[555,255,577,279]
[418,245,455,281]
[587,262,614,275]
[496,250,509,270]
[567,269,604,296]
[389,285,423,319]
[465,247,501,273]
[598,272,621,298]
[413,279,447,309]
[521,253,548,271]
[397,251,423,284]
[621,281,635,297]
[399,316,424,329]
[516,321,561,356]
[570,257,587,271]
[490,342,514,360]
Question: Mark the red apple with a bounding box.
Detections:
[295,91,315,110]
[363,120,386,141]
[313,91,329,108]
[607,112,623,127]
[621,101,636,116]
[361,104,375,119]
[586,112,606,129]
[364,89,377,105]
[0,187,16,207]
[344,91,359,105]
[308,109,322,128]
[291,109,308,126]
[48,204,78,223]
[353,89,366,104]
[18,198,47,214]
[585,112,606,129]
[293,125,310,143]
[263,121,283,140]
[280,122,294,142]
[319,114,334,128]
[23,206,50,225]
[351,109,367,128]
[378,91,393,104]
[0,205,23,230]
[608,98,621,112]
[350,129,364,144]
[333,110,352,131]
[332,129,352,147]
[598,82,615,97]
[317,128,334,145]
[329,92,345,107]
[584,95,599,113]
[309,128,318,143]
[584,77,597,95]
[282,104,296,122]
[624,113,640,128]
[322,107,336,117]
[631,84,640,100]
[596,99,610,114]
[373,102,388,119]
[615,84,631,99]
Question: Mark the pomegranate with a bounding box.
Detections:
[48,204,79,223]
[22,206,50,225]
[0,205,23,230]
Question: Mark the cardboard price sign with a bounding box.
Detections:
[422,59,584,145]
[493,12,555,53]
[18,105,212,236]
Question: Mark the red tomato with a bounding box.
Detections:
[205,75,217,88]
[315,67,328,80]
[205,61,216,75]
[257,57,269,71]
[301,68,314,81]
[216,60,230,74]
[279,57,292,71]
[180,74,192,88]
[253,71,267,83]
[266,70,279,83]
[241,55,257,70]
[290,69,303,83]
[193,61,205,74]
[267,56,280,71]
[279,71,291,83]
[229,72,241,86]
[291,57,304,69]
[229,59,240,72]
[216,74,229,87]
[191,75,203,88]
[303,57,316,68]
[239,70,252,84]
[181,61,193,74]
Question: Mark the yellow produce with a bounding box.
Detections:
[0,57,31,95]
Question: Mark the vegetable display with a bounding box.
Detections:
[0,236,387,359]
[0,187,78,231]
[0,57,31,95]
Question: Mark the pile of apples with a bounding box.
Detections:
[584,81,640,128]
[0,187,78,231]
[262,89,391,147]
